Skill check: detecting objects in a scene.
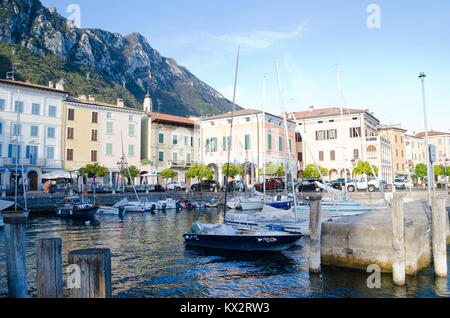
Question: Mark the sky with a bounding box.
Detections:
[42,0,450,134]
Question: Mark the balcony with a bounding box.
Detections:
[168,160,198,168]
[0,158,62,169]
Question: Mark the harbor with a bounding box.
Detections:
[0,189,448,298]
[0,200,448,298]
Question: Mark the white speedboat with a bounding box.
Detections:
[226,196,264,210]
[123,201,146,212]
[97,198,128,216]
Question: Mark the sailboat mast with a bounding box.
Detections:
[336,66,349,201]
[14,88,22,212]
[262,77,267,199]
[121,132,140,202]
[224,46,240,215]
[275,63,298,217]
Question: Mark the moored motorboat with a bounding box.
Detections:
[183,222,302,252]
[56,196,99,219]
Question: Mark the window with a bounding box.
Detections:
[46,146,55,160]
[158,133,164,144]
[128,124,135,136]
[0,99,5,111]
[190,137,194,147]
[396,149,399,157]
[350,127,361,138]
[223,136,232,152]
[353,149,359,160]
[106,143,113,156]
[402,163,405,171]
[15,101,24,113]
[330,150,336,161]
[91,129,98,142]
[289,138,292,153]
[206,138,210,153]
[186,153,191,163]
[396,163,399,171]
[8,144,21,163]
[268,133,273,150]
[158,151,164,162]
[297,152,303,162]
[185,136,189,146]
[26,146,38,164]
[328,129,337,140]
[173,135,178,145]
[30,126,39,137]
[0,144,2,157]
[67,127,74,140]
[400,136,403,144]
[128,144,135,156]
[92,112,98,123]
[66,149,74,161]
[295,133,302,142]
[107,113,112,119]
[279,136,284,152]
[0,122,2,134]
[210,137,217,152]
[129,115,133,121]
[319,151,324,161]
[48,106,57,117]
[91,150,98,162]
[173,152,178,162]
[244,134,251,151]
[316,130,325,141]
[439,150,443,157]
[401,150,404,157]
[32,103,40,115]
[438,139,443,146]
[68,109,75,121]
[13,123,21,136]
[106,122,113,134]
[48,127,55,138]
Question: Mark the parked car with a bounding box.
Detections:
[191,180,219,192]
[166,181,187,191]
[254,178,285,192]
[346,178,383,192]
[393,178,406,190]
[222,180,247,192]
[298,178,322,193]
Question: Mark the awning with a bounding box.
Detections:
[41,170,72,180]
[0,167,6,172]
[8,167,27,173]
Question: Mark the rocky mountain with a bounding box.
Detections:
[0,0,239,116]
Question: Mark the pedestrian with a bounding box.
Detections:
[44,181,50,193]
[24,177,30,192]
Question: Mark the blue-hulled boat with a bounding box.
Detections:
[56,196,99,219]
[183,222,302,252]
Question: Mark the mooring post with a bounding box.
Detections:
[4,214,28,298]
[432,197,447,278]
[35,238,63,298]
[390,194,406,286]
[309,195,322,273]
[68,248,112,298]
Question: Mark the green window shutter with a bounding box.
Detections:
[279,136,283,152]
[128,144,135,156]
[245,135,250,151]
[128,124,135,136]
[206,138,210,153]
[106,143,113,156]
[107,122,113,134]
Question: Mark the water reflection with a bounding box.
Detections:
[0,209,448,298]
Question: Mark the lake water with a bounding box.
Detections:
[0,209,448,298]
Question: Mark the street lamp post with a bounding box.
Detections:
[419,73,432,208]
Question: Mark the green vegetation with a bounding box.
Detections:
[0,43,140,108]
[259,162,284,177]
[353,161,379,177]
[78,163,109,187]
[222,163,242,179]
[120,165,140,184]
[303,164,328,178]
[186,164,213,181]
[160,169,178,186]
[415,163,428,179]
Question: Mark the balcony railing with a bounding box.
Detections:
[0,158,62,168]
[168,160,198,168]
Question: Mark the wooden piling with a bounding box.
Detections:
[432,197,447,278]
[309,195,322,273]
[35,238,63,298]
[68,248,112,298]
[390,194,406,286]
[4,214,28,298]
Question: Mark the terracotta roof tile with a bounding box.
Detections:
[415,131,450,138]
[147,112,195,125]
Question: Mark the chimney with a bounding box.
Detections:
[365,108,370,113]
[79,94,87,101]
[49,81,54,88]
[309,106,314,112]
[88,94,95,102]
[117,98,124,107]
[55,79,64,91]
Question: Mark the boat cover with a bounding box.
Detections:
[0,200,14,211]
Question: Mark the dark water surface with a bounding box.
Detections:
[0,209,448,298]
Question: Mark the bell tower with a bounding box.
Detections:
[143,91,153,113]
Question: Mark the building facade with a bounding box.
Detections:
[290,106,393,182]
[378,125,408,180]
[200,109,297,187]
[405,134,427,177]
[0,79,67,191]
[62,95,144,185]
[141,108,200,185]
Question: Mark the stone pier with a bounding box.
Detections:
[321,199,449,275]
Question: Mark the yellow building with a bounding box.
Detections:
[61,95,101,172]
[379,124,408,179]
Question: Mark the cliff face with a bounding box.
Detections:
[0,0,237,116]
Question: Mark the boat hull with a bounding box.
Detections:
[97,206,120,215]
[183,233,301,252]
[56,206,99,219]
[268,201,293,209]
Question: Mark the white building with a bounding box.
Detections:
[0,79,67,191]
[290,106,393,182]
